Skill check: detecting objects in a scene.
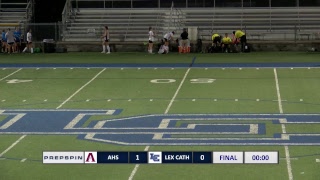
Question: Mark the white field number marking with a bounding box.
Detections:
[190,78,216,83]
[150,79,176,83]
[151,78,215,84]
[6,79,33,84]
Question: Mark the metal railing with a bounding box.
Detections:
[124,13,132,41]
[26,0,34,22]
[62,0,72,24]
[23,23,63,42]
[62,0,320,8]
[60,0,320,42]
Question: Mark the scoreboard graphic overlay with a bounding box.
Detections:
[42,151,279,164]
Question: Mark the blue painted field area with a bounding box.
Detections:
[1,110,320,145]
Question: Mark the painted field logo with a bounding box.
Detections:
[1,110,320,145]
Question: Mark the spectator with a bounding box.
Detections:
[180,28,188,53]
[5,28,15,54]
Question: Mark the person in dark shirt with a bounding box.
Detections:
[180,28,188,53]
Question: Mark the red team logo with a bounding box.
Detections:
[85,152,97,164]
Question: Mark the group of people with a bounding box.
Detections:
[100,26,247,54]
[3,26,247,55]
[1,27,33,54]
[210,30,247,53]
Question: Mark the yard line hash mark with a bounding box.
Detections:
[128,68,191,180]
[274,68,293,180]
[0,68,106,160]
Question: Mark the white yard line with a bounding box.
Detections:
[128,68,191,180]
[56,68,106,109]
[274,68,293,180]
[0,135,26,157]
[0,68,24,158]
[0,68,22,82]
[0,68,106,159]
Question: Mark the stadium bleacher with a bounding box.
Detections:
[0,1,33,34]
[62,9,167,42]
[61,3,320,42]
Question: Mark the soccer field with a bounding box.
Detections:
[0,52,320,180]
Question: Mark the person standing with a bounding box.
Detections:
[13,27,21,53]
[1,30,7,53]
[23,29,33,53]
[101,26,110,54]
[5,28,15,54]
[148,27,154,54]
[180,28,188,53]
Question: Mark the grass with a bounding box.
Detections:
[0,52,319,64]
[0,115,8,123]
[0,52,320,180]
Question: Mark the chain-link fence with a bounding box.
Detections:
[22,23,63,42]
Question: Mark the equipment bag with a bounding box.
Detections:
[244,44,250,53]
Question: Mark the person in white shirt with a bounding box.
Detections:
[148,27,154,54]
[163,31,174,46]
[159,31,174,54]
[5,28,15,54]
[101,26,110,54]
[23,29,33,53]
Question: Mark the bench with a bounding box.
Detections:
[315,32,320,40]
[298,33,312,40]
[249,33,265,40]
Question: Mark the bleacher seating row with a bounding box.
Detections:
[0,1,33,33]
[61,8,320,42]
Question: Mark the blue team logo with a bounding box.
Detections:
[0,109,320,145]
[150,153,160,161]
[148,152,162,163]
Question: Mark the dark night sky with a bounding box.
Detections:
[34,0,66,23]
[3,0,320,23]
[1,0,66,22]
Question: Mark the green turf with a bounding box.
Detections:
[0,54,320,180]
[277,69,320,113]
[1,135,143,180]
[0,52,319,64]
[138,146,288,180]
[0,115,7,123]
[286,124,320,133]
[288,146,320,180]
[0,135,22,154]
[0,69,19,78]
[174,120,282,138]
